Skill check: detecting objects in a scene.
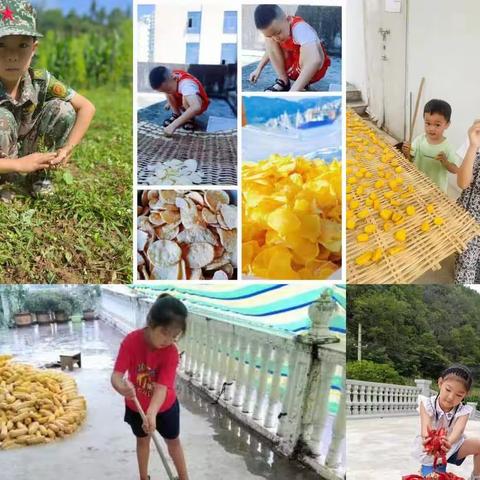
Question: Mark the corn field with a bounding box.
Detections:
[33,19,132,90]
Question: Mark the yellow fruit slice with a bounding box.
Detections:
[426,204,435,213]
[394,229,406,242]
[388,245,405,256]
[380,209,393,220]
[421,221,430,232]
[357,233,369,242]
[357,209,370,219]
[406,205,416,216]
[434,217,444,226]
[355,252,372,266]
[364,224,377,234]
[347,219,356,230]
[371,247,382,262]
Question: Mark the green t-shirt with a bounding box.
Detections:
[412,133,459,193]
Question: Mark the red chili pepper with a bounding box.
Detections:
[402,472,464,479]
[424,427,448,469]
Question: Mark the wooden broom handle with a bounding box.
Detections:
[408,77,425,144]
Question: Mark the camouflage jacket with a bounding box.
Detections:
[0,68,75,137]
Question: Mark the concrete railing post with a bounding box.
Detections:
[414,379,432,398]
[467,402,478,419]
[308,289,336,340]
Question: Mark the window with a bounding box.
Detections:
[187,11,201,34]
[221,43,237,64]
[186,43,200,64]
[223,11,237,33]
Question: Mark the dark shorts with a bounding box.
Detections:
[124,399,180,440]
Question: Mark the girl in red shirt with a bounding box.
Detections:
[111,293,189,480]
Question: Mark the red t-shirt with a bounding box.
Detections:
[114,329,179,413]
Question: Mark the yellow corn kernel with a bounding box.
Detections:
[347,219,356,230]
[383,221,393,232]
[364,224,377,234]
[384,191,395,200]
[420,221,430,232]
[374,180,384,189]
[394,229,406,242]
[355,186,365,196]
[346,209,355,220]
[434,217,444,226]
[373,199,381,210]
[396,177,404,185]
[369,192,377,200]
[365,198,373,207]
[391,213,403,223]
[371,247,382,262]
[355,252,373,266]
[357,233,369,243]
[395,166,403,173]
[406,205,416,216]
[349,200,359,210]
[357,209,370,219]
[347,177,358,185]
[390,199,401,207]
[426,204,435,213]
[388,180,397,190]
[380,209,393,220]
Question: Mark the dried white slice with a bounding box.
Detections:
[212,270,229,280]
[151,263,181,280]
[202,208,217,225]
[186,243,215,268]
[217,228,237,253]
[175,197,188,209]
[204,252,231,270]
[155,224,180,241]
[219,204,237,229]
[137,230,149,252]
[149,211,166,226]
[148,240,182,266]
[177,226,217,245]
[138,216,155,236]
[180,198,199,228]
[161,210,181,224]
[205,190,230,212]
[186,191,204,205]
[160,191,177,204]
[217,213,229,230]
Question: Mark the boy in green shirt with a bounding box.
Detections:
[0,0,95,199]
[402,99,459,193]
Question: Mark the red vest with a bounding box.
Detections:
[172,70,210,111]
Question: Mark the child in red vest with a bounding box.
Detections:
[111,294,190,480]
[250,4,331,92]
[149,66,210,135]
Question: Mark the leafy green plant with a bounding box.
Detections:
[347,360,406,385]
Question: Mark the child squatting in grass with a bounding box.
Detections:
[0,0,95,197]
[250,4,331,92]
[111,294,190,480]
[149,66,210,136]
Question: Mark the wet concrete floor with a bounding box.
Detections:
[0,321,320,480]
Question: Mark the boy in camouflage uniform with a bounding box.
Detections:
[0,0,95,198]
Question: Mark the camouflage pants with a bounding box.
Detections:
[0,98,76,159]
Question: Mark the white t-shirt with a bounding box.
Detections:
[291,21,320,46]
[178,79,199,97]
[412,395,472,465]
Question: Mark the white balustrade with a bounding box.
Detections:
[347,379,425,417]
[100,286,346,480]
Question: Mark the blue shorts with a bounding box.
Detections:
[421,449,466,475]
[124,398,180,440]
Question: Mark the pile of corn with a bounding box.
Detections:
[0,355,86,450]
[347,111,445,267]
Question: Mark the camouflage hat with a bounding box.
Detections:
[0,1,43,39]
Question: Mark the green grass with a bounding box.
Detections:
[0,87,132,283]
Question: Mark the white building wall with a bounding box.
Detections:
[137,19,151,63]
[137,0,238,65]
[345,0,367,102]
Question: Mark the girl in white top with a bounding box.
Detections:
[414,365,480,479]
